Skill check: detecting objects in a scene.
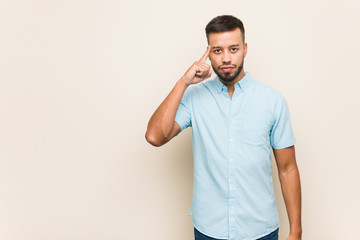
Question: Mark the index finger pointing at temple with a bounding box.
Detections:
[199,45,211,63]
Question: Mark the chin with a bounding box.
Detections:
[218,73,236,83]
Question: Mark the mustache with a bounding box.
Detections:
[218,64,237,69]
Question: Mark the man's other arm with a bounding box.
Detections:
[273,146,302,240]
[145,47,212,147]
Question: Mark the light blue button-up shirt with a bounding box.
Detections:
[175,72,295,240]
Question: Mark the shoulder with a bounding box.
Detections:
[251,78,285,104]
[253,79,282,97]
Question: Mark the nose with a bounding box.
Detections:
[221,50,231,64]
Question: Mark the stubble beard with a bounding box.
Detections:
[212,59,244,83]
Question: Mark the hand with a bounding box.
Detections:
[287,232,302,240]
[181,46,212,86]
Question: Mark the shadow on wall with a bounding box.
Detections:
[164,129,194,194]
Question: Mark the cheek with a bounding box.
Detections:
[209,55,220,64]
[234,52,244,62]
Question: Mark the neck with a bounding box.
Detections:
[220,69,246,99]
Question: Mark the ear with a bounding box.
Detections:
[244,42,248,58]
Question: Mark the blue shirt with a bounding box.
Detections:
[175,72,295,240]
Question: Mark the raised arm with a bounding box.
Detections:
[273,146,302,240]
[145,47,212,147]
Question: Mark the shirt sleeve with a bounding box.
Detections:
[175,88,192,132]
[270,94,296,149]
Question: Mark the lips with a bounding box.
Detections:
[220,65,235,72]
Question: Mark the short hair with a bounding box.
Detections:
[205,15,245,43]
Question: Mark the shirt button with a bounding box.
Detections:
[230,159,233,162]
[229,138,233,142]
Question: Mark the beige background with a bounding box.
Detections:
[1,0,359,239]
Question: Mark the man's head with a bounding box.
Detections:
[205,15,247,84]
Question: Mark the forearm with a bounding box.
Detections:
[146,46,211,146]
[279,165,302,237]
[145,78,188,146]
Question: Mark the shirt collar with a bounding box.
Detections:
[214,72,253,94]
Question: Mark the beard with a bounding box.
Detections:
[212,59,244,83]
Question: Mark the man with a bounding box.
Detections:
[145,15,302,240]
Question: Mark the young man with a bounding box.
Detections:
[145,15,302,240]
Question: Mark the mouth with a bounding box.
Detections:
[219,65,235,73]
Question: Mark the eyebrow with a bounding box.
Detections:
[212,44,241,49]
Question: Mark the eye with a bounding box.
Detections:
[230,48,238,53]
[213,49,222,54]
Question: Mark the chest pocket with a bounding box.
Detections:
[238,118,272,146]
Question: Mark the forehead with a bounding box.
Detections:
[208,28,243,47]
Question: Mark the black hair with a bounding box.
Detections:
[205,15,245,43]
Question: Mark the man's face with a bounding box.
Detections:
[208,28,247,83]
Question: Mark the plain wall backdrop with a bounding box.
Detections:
[1,0,359,239]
